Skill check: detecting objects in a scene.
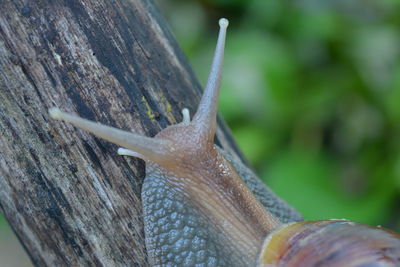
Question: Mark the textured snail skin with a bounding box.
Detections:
[258,220,400,266]
[142,165,234,266]
[142,148,302,266]
[218,148,302,225]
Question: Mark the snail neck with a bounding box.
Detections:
[146,139,282,261]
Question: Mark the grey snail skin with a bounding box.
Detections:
[49,18,400,266]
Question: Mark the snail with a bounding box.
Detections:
[48,18,400,266]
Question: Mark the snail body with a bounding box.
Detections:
[49,18,400,266]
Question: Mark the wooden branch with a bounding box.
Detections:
[0,0,243,265]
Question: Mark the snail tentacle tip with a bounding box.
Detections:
[49,107,63,120]
[117,147,143,158]
[219,18,229,28]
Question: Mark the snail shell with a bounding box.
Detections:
[258,220,400,266]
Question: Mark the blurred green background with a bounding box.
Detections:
[156,0,400,230]
[1,0,400,265]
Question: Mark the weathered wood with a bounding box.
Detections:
[0,0,244,266]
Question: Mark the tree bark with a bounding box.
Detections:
[0,0,243,266]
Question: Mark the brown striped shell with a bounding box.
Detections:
[258,220,400,266]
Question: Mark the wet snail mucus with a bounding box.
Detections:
[49,18,400,266]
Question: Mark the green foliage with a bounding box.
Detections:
[0,215,7,228]
[159,0,400,230]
